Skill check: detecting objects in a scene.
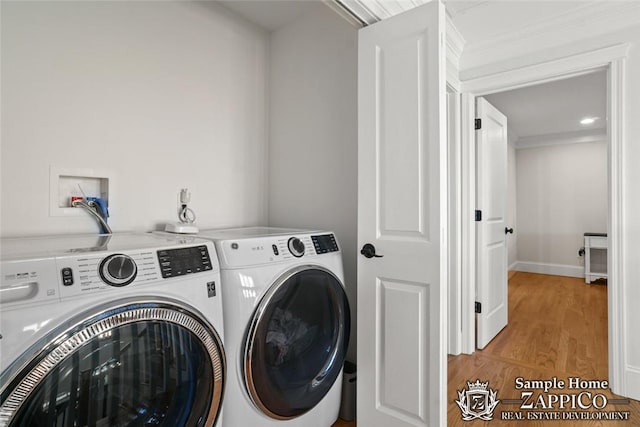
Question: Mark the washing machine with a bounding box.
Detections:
[197,227,350,427]
[0,232,226,427]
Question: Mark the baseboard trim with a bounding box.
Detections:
[623,366,640,401]
[513,261,584,278]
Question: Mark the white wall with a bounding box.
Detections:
[516,141,607,274]
[460,23,640,399]
[267,4,358,361]
[507,138,518,269]
[1,1,269,237]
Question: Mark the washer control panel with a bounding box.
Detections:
[157,245,212,278]
[54,244,215,298]
[0,236,220,308]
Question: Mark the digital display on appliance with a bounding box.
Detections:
[157,245,212,278]
[311,234,339,254]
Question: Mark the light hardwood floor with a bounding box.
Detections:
[334,272,640,426]
[448,272,640,426]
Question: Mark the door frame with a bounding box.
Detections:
[456,43,629,395]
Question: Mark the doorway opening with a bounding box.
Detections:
[452,44,629,400]
[451,70,612,409]
[479,69,609,355]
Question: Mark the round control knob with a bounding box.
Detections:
[99,254,137,287]
[287,237,305,258]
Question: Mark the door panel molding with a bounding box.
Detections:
[376,278,428,423]
[375,35,430,240]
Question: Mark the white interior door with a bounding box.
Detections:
[357,2,447,426]
[475,97,509,349]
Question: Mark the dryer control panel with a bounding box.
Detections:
[311,234,339,254]
[217,233,341,268]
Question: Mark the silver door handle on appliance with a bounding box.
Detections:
[361,243,383,258]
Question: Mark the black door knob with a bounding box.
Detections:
[505,227,514,234]
[361,243,383,258]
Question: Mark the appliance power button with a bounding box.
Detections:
[61,267,74,286]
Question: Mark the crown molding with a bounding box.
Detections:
[514,129,607,150]
[332,0,471,28]
[446,13,465,90]
[335,0,382,25]
[462,43,630,95]
[461,2,640,71]
[337,0,429,25]
[323,0,366,28]
[446,14,466,60]
[465,2,608,51]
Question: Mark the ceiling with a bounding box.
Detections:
[444,1,594,46]
[219,1,631,44]
[485,70,607,143]
[219,0,319,32]
[218,1,608,145]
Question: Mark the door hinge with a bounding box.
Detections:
[475,118,482,130]
[475,302,482,314]
[475,210,482,221]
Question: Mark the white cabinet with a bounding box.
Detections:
[584,233,607,283]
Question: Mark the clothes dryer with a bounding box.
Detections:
[0,233,225,427]
[197,227,350,427]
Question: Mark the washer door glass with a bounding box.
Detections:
[245,266,350,419]
[0,301,225,427]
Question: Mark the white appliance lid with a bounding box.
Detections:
[197,226,321,241]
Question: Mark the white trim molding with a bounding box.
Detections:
[461,44,631,95]
[515,129,607,150]
[512,261,584,279]
[323,0,366,28]
[460,92,476,355]
[459,43,628,396]
[607,53,626,397]
[445,15,465,91]
[336,0,429,25]
[460,2,640,72]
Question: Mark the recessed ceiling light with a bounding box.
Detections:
[580,117,597,125]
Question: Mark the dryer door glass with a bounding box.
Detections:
[0,301,225,427]
[245,266,350,419]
